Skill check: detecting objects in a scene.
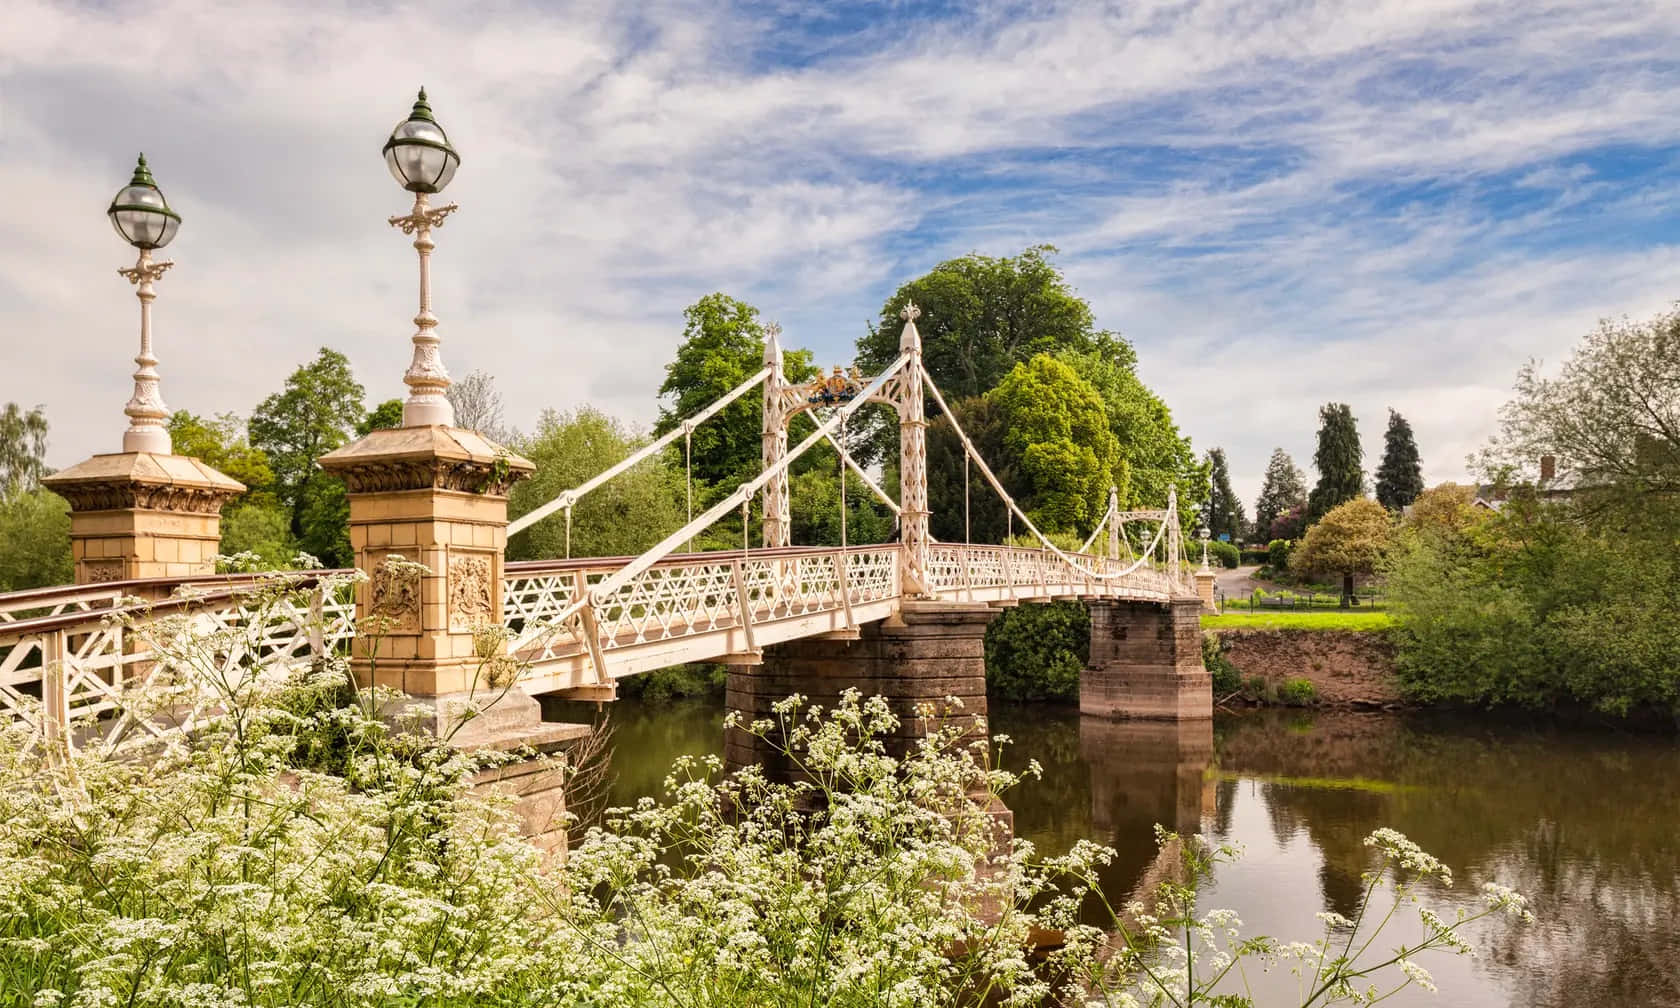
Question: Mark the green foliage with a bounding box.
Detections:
[1201,538,1240,569]
[508,407,687,560]
[927,396,1009,542]
[0,402,50,499]
[1387,491,1680,716]
[1375,408,1425,511]
[1203,447,1245,542]
[786,467,894,546]
[0,488,71,590]
[1255,447,1308,536]
[1268,537,1294,571]
[1055,347,1204,515]
[1308,403,1364,522]
[1293,498,1394,588]
[654,293,816,492]
[984,601,1090,702]
[616,663,726,702]
[1278,677,1320,706]
[989,354,1119,536]
[219,500,297,569]
[168,411,277,501]
[250,348,367,558]
[358,397,404,436]
[857,245,1121,404]
[1202,633,1241,695]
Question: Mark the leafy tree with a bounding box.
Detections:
[218,502,296,569]
[1054,348,1204,516]
[1307,403,1364,522]
[1203,448,1244,542]
[1403,482,1483,537]
[1254,448,1307,536]
[787,469,894,547]
[509,408,687,560]
[168,411,276,504]
[357,399,404,437]
[857,246,1121,402]
[654,294,816,494]
[988,355,1119,536]
[1291,497,1394,601]
[1477,304,1680,499]
[927,397,1010,543]
[0,489,71,590]
[1374,409,1425,511]
[1266,503,1308,542]
[0,403,49,500]
[249,349,366,552]
[984,601,1090,702]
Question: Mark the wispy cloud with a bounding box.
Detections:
[5,0,1679,507]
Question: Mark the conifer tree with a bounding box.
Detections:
[1374,409,1425,511]
[1254,447,1307,537]
[1203,448,1245,542]
[1307,403,1364,522]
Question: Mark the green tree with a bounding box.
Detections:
[1203,448,1244,542]
[1477,304,1680,500]
[167,411,276,504]
[1374,409,1425,511]
[984,601,1090,702]
[787,469,894,547]
[927,396,1010,543]
[1254,448,1307,537]
[0,489,71,590]
[1291,497,1394,601]
[249,349,366,560]
[357,399,404,437]
[1055,348,1204,515]
[218,502,296,569]
[857,246,1120,402]
[0,403,49,500]
[1307,403,1364,522]
[508,408,687,560]
[988,355,1119,536]
[654,294,816,493]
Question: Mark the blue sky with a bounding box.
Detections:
[7,0,1680,506]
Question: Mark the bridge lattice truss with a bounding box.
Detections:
[0,305,1196,752]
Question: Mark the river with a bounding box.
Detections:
[556,695,1680,1007]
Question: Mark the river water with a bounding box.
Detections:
[571,696,1680,1007]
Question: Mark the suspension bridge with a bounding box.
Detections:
[0,303,1211,756]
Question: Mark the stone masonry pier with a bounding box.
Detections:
[1081,598,1211,720]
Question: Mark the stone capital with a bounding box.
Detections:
[318,425,533,496]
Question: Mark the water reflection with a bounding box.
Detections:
[572,696,1680,1008]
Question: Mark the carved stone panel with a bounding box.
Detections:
[448,551,495,633]
[369,555,424,634]
[84,560,125,583]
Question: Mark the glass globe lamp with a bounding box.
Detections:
[107,154,182,250]
[382,88,460,194]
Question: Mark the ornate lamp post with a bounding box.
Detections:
[1197,525,1212,572]
[107,154,182,454]
[1194,524,1218,612]
[383,88,461,428]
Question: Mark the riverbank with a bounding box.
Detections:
[1207,626,1402,708]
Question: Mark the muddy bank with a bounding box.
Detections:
[1211,629,1401,707]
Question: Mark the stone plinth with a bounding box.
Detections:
[44,451,243,583]
[1080,598,1212,720]
[1194,569,1217,612]
[318,425,534,716]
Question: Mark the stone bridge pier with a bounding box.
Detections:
[1081,598,1212,720]
[724,600,1012,835]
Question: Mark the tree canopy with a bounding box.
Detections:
[249,349,367,567]
[1203,448,1244,542]
[989,354,1120,536]
[1375,409,1424,511]
[0,404,49,501]
[655,293,815,492]
[1255,448,1307,539]
[1053,348,1203,514]
[1291,497,1394,596]
[1307,403,1364,522]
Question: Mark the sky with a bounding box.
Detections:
[6,0,1680,510]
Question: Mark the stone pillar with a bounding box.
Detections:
[1080,716,1214,841]
[1194,568,1217,612]
[1081,598,1212,720]
[45,452,243,583]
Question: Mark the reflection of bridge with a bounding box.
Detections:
[2,304,1212,759]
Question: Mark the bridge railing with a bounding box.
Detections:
[0,573,354,757]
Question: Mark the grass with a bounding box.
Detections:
[1201,610,1393,631]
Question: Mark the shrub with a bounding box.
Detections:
[1239,546,1270,565]
[984,600,1089,701]
[1267,538,1293,571]
[1278,677,1320,706]
[1200,539,1240,569]
[618,662,726,701]
[1202,633,1241,695]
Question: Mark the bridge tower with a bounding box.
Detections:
[760,325,792,549]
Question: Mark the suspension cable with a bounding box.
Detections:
[684,427,695,553]
[508,365,773,537]
[964,453,971,544]
[839,414,849,552]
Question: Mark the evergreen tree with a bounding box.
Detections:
[1374,408,1425,511]
[1254,448,1307,537]
[1307,403,1364,522]
[249,348,367,566]
[1203,448,1244,542]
